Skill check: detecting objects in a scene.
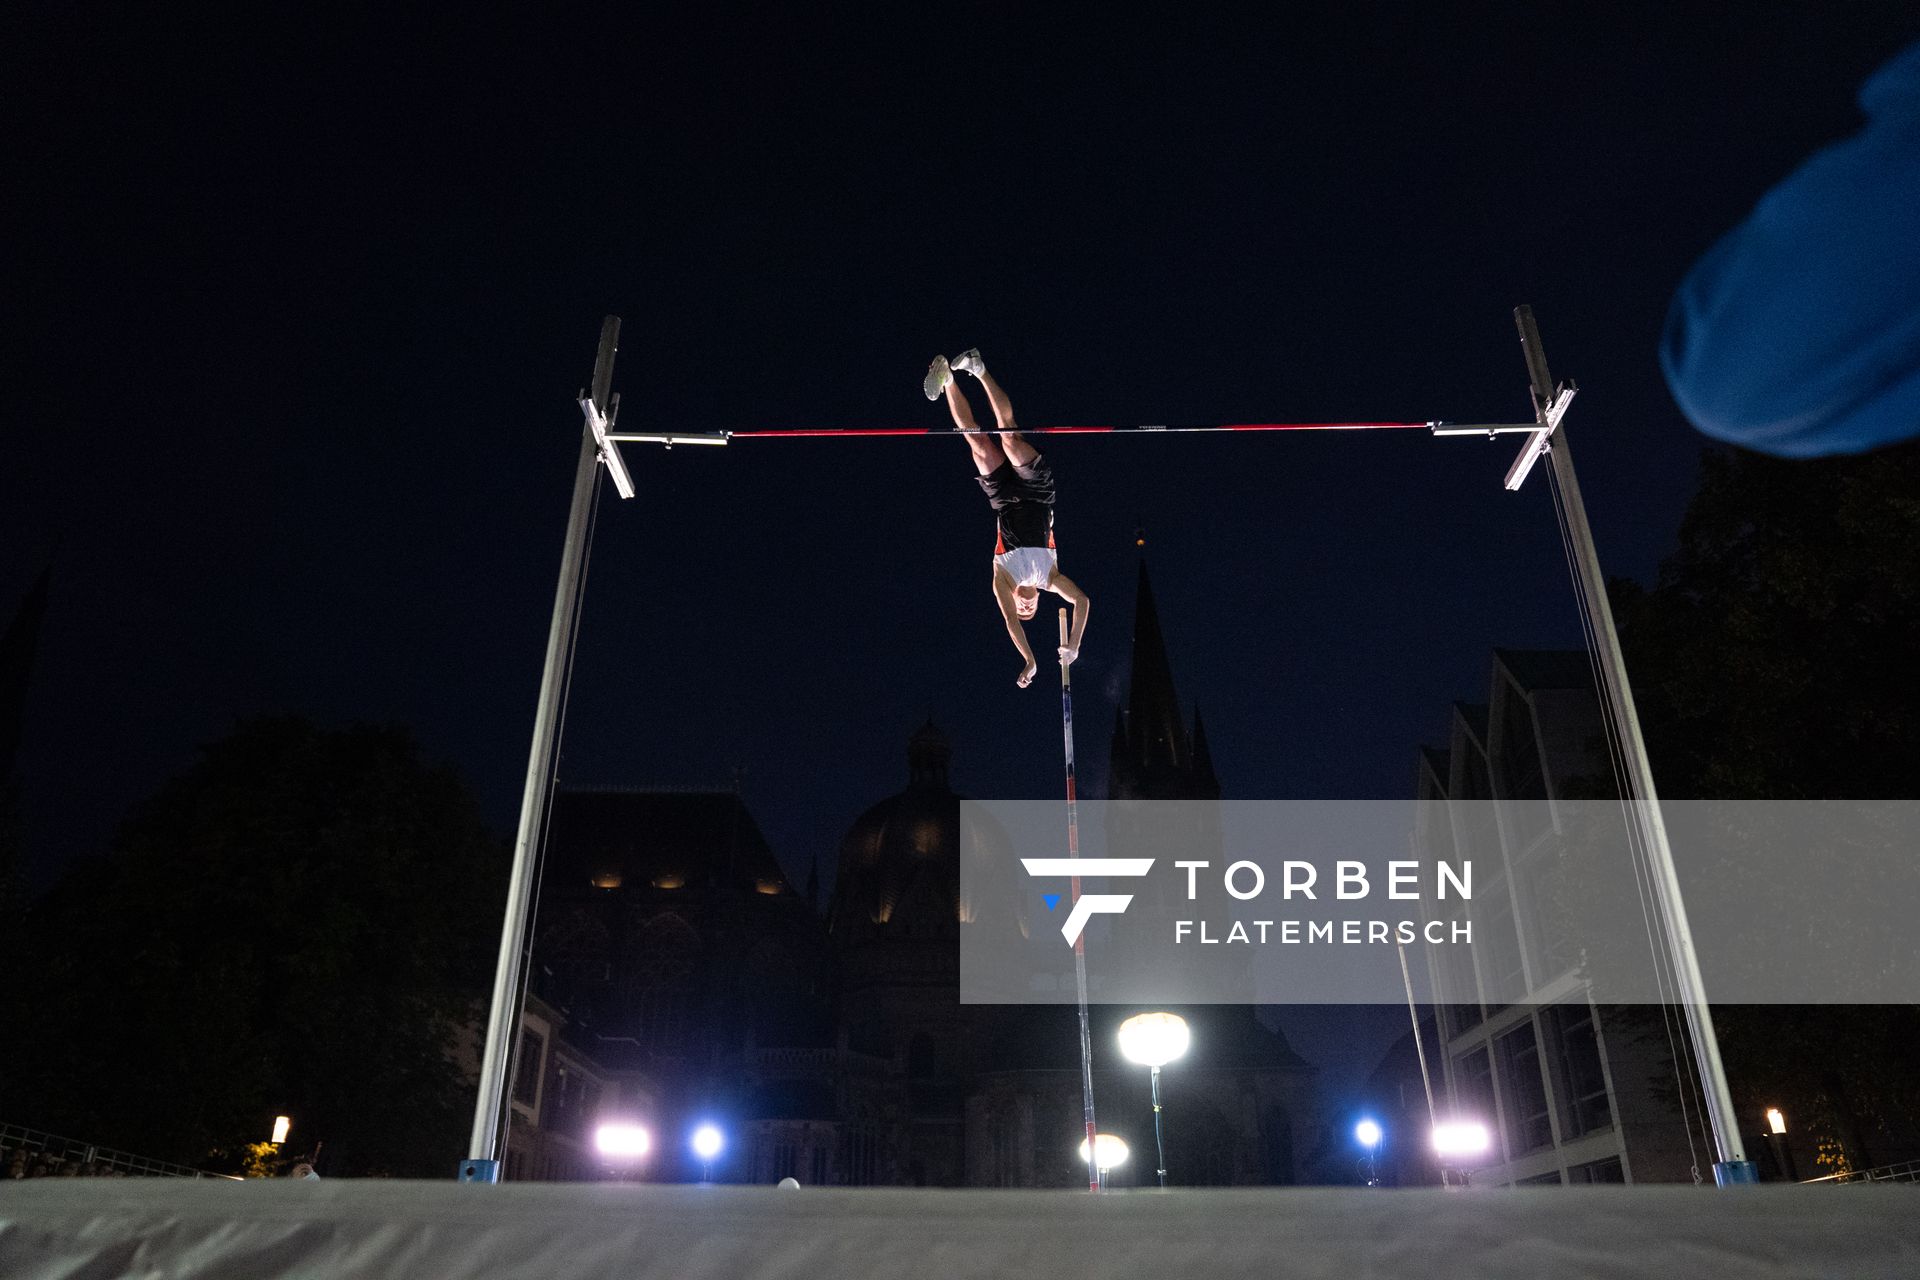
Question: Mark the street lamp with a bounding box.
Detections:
[1355,1119,1383,1187]
[691,1124,724,1183]
[1763,1108,1798,1182]
[1076,1133,1130,1190]
[270,1116,291,1146]
[1117,1012,1189,1188]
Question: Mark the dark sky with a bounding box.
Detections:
[7,5,1915,1090]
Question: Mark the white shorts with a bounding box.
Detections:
[994,546,1057,589]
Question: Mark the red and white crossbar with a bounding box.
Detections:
[605,419,1542,446]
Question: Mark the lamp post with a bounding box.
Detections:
[691,1124,724,1184]
[1117,1012,1190,1189]
[1764,1108,1799,1183]
[1355,1119,1383,1187]
[270,1116,291,1146]
[1077,1133,1130,1190]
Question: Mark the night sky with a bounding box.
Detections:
[8,6,1916,1087]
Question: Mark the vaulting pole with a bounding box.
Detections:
[1059,608,1100,1192]
[460,316,621,1183]
[1514,306,1755,1185]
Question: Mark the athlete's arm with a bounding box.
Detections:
[992,568,1039,688]
[1048,570,1090,664]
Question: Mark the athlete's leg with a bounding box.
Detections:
[972,367,1039,466]
[947,380,1005,475]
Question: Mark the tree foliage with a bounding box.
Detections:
[1609,440,1920,1169]
[12,717,505,1175]
[1613,440,1920,800]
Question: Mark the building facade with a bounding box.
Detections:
[1414,649,1695,1186]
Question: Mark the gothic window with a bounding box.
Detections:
[629,914,700,1048]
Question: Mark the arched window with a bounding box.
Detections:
[628,914,700,1047]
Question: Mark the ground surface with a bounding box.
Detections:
[3,1180,1917,1279]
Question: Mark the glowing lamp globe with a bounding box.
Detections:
[1117,1012,1190,1069]
[691,1124,725,1161]
[1355,1119,1383,1149]
[1077,1133,1131,1172]
[595,1122,652,1160]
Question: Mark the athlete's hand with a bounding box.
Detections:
[1058,645,1079,666]
[1017,658,1039,688]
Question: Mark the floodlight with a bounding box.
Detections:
[691,1124,724,1160]
[1431,1121,1491,1158]
[1355,1119,1382,1149]
[271,1116,291,1145]
[595,1122,652,1159]
[1765,1108,1786,1136]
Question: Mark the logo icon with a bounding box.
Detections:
[1019,859,1155,945]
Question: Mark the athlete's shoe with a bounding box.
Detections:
[923,355,953,401]
[952,348,987,378]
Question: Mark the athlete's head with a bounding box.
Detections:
[1014,584,1039,619]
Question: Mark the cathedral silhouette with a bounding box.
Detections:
[510,562,1324,1186]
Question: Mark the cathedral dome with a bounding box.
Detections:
[829,720,963,944]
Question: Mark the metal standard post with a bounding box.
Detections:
[1059,608,1100,1193]
[1513,306,1756,1185]
[460,316,622,1183]
[1149,1065,1168,1188]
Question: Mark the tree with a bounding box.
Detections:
[1613,441,1920,800]
[1610,440,1920,1171]
[14,717,506,1175]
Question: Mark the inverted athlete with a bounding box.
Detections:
[925,348,1090,688]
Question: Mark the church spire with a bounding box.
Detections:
[1126,559,1185,773]
[1190,706,1219,797]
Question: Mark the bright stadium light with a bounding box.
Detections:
[1431,1121,1491,1158]
[595,1122,652,1160]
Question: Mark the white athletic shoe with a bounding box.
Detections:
[952,348,987,378]
[923,355,953,401]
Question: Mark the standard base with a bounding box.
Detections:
[457,1159,501,1183]
[1713,1160,1760,1186]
